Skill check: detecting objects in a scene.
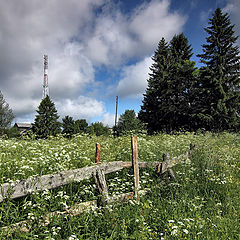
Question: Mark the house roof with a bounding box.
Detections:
[15,123,32,128]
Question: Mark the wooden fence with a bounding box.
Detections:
[1,136,193,232]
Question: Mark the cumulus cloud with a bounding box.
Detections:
[100,113,116,127]
[0,0,104,122]
[116,57,153,98]
[56,96,105,121]
[0,0,186,122]
[84,0,186,65]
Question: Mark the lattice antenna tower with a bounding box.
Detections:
[43,54,49,99]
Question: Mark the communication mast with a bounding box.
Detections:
[43,54,49,98]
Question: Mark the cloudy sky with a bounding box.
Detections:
[0,0,239,126]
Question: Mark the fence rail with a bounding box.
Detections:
[0,161,161,203]
[1,136,194,233]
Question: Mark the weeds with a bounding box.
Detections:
[0,132,239,239]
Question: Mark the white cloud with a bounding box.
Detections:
[0,0,103,121]
[100,113,116,127]
[0,0,187,122]
[129,0,186,48]
[85,0,186,65]
[56,96,105,121]
[116,57,153,98]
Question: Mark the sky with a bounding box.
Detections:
[0,0,239,127]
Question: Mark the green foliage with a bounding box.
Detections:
[62,115,75,138]
[0,91,14,135]
[5,126,20,138]
[32,96,61,139]
[197,8,240,131]
[89,122,111,136]
[0,133,239,239]
[115,109,145,135]
[139,34,197,133]
[74,119,88,134]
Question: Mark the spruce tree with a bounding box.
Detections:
[197,8,240,131]
[139,34,196,133]
[62,115,75,138]
[139,38,171,133]
[168,33,197,131]
[33,96,61,138]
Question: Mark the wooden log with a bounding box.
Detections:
[93,169,109,206]
[95,143,101,164]
[0,162,123,202]
[131,136,140,202]
[0,161,161,202]
[2,200,97,233]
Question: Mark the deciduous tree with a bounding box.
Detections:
[0,91,14,135]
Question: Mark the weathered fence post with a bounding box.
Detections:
[131,136,140,202]
[95,143,101,164]
[93,169,109,206]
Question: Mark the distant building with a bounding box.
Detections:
[14,123,32,135]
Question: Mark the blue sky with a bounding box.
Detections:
[0,0,239,126]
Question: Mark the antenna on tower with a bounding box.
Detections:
[43,54,49,99]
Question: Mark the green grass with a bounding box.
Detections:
[0,132,239,239]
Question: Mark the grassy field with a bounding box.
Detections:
[0,132,239,239]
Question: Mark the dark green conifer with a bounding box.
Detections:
[62,115,75,138]
[139,37,171,133]
[139,34,196,133]
[197,8,240,131]
[33,96,61,138]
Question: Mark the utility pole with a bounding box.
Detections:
[115,96,118,127]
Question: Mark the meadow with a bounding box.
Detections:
[0,132,239,239]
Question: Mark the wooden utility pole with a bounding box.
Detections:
[115,96,118,127]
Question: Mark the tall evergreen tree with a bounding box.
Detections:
[33,96,61,138]
[139,34,196,133]
[168,33,197,131]
[139,38,171,133]
[62,115,75,138]
[197,8,240,131]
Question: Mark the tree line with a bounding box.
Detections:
[139,8,240,133]
[0,8,239,137]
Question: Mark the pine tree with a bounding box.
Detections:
[197,8,240,131]
[62,115,75,138]
[33,96,61,138]
[0,91,14,135]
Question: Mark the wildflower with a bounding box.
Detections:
[171,229,178,236]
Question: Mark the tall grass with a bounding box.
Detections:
[0,132,239,239]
